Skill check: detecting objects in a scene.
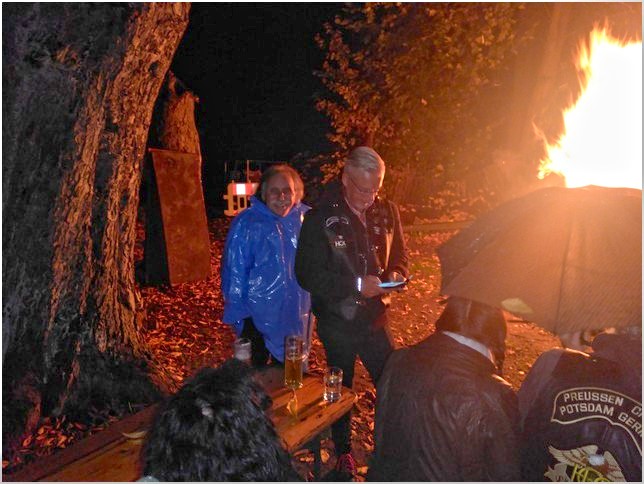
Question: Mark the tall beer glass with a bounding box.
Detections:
[284,334,304,389]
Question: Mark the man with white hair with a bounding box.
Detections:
[296,146,408,479]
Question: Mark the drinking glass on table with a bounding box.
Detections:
[284,334,304,390]
[233,337,252,365]
[323,367,343,403]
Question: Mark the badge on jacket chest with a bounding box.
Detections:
[334,235,347,249]
[325,215,349,228]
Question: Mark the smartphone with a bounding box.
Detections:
[378,274,413,289]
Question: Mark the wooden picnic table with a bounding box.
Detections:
[5,367,356,482]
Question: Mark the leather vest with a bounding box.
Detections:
[320,197,395,322]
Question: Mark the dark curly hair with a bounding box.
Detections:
[140,359,299,481]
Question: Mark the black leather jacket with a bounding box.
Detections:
[369,332,521,481]
[519,334,642,482]
[295,185,408,325]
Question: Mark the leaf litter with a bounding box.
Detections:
[4,218,559,480]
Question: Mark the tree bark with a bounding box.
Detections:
[151,70,202,156]
[2,2,190,452]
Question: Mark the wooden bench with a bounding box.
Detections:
[5,368,356,481]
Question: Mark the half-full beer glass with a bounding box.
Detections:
[284,335,304,389]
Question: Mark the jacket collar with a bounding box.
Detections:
[249,195,278,219]
[442,331,495,365]
[420,332,497,375]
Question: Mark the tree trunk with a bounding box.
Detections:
[2,2,190,453]
[151,70,202,156]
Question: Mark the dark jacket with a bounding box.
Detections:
[369,331,521,482]
[519,333,642,482]
[295,184,408,325]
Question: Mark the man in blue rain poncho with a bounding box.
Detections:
[221,165,311,366]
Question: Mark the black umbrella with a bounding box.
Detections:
[437,186,642,335]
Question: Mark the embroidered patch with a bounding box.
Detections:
[325,216,350,227]
[545,444,626,481]
[325,216,339,227]
[334,235,347,248]
[550,387,642,453]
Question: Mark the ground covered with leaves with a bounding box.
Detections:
[3,216,559,480]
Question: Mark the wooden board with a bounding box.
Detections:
[149,148,211,284]
[402,219,473,233]
[260,368,357,452]
[4,405,157,482]
[5,370,356,482]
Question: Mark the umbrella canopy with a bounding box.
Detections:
[437,186,642,335]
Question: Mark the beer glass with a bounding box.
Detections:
[284,334,304,389]
[233,337,252,365]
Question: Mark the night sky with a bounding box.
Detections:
[171,3,341,165]
[168,2,641,206]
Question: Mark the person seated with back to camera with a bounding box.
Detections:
[368,296,521,482]
[139,358,300,482]
[518,326,642,482]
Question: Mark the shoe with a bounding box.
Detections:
[335,452,356,481]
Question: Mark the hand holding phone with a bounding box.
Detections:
[378,280,407,289]
[378,274,413,290]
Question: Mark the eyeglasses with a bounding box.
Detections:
[348,175,380,196]
[267,187,295,198]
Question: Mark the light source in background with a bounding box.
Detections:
[537,27,642,189]
[232,182,258,196]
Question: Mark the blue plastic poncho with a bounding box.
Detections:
[221,196,311,362]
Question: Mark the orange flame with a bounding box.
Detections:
[537,28,642,188]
